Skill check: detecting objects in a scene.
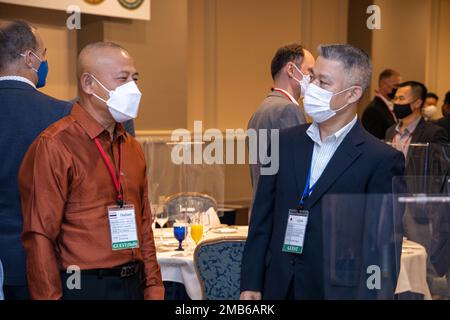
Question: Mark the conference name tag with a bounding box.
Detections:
[108,204,139,250]
[282,209,309,254]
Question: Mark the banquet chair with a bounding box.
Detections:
[194,237,246,300]
[164,192,217,225]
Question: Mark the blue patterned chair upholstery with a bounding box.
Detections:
[194,237,246,300]
[165,192,217,225]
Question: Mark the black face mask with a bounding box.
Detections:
[393,101,416,119]
[387,88,397,100]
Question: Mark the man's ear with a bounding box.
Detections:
[80,73,94,95]
[22,50,35,70]
[347,86,363,105]
[285,62,295,78]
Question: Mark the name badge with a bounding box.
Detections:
[282,209,309,254]
[108,204,139,250]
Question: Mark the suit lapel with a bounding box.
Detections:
[410,118,426,144]
[292,127,314,200]
[303,121,365,209]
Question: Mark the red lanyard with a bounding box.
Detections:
[272,88,298,105]
[94,137,123,207]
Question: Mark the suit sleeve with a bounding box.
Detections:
[363,150,405,299]
[278,104,306,129]
[240,144,278,292]
[19,137,70,300]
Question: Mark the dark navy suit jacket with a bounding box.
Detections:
[241,120,406,299]
[0,80,72,286]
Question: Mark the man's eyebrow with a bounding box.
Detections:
[115,71,130,76]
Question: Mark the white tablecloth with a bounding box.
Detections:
[156,228,430,300]
[156,226,248,300]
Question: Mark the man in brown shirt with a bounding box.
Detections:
[18,42,164,300]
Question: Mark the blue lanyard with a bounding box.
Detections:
[299,165,316,209]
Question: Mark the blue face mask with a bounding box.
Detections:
[21,50,48,88]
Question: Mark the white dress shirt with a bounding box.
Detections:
[0,75,36,88]
[306,115,358,187]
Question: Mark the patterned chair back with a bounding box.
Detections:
[194,237,246,300]
[165,192,217,225]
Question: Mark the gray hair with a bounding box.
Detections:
[318,44,372,92]
[0,20,37,71]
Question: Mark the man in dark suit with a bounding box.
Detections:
[241,44,405,300]
[0,20,72,299]
[248,44,314,220]
[435,91,450,138]
[385,81,448,168]
[361,69,401,139]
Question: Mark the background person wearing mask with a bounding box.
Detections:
[247,43,315,219]
[362,69,401,139]
[0,20,72,300]
[435,91,450,138]
[18,42,164,300]
[423,92,439,121]
[385,81,448,158]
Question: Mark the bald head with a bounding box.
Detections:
[77,42,139,126]
[77,42,137,80]
[78,41,139,96]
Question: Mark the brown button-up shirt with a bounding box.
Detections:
[18,103,164,300]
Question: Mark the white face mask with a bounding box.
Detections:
[292,64,311,97]
[90,75,142,123]
[304,83,355,123]
[423,105,437,119]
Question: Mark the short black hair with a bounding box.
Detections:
[271,44,304,80]
[318,44,372,91]
[444,91,450,105]
[0,20,37,71]
[426,92,439,100]
[378,69,400,82]
[398,81,428,107]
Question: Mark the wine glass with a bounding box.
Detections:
[202,211,211,233]
[190,212,204,245]
[150,204,158,230]
[155,210,168,241]
[173,222,188,251]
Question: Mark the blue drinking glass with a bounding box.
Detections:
[173,223,187,251]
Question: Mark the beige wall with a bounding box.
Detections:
[371,0,450,118]
[103,0,188,131]
[427,0,450,113]
[372,0,430,91]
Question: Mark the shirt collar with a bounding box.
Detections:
[395,116,421,136]
[307,115,358,145]
[71,103,127,141]
[0,76,36,88]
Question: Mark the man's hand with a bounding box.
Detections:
[240,291,262,300]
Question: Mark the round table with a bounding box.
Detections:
[156,228,430,300]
